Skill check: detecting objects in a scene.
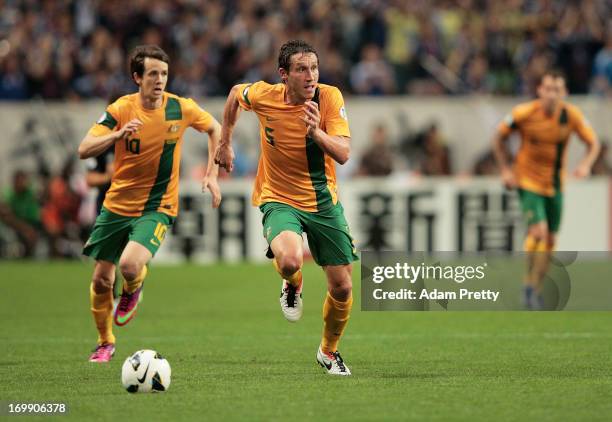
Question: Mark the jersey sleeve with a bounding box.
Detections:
[87,102,121,137]
[185,98,215,132]
[497,106,523,137]
[322,87,351,138]
[235,81,265,111]
[570,106,597,145]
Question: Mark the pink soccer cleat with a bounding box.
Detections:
[89,343,115,363]
[114,282,144,326]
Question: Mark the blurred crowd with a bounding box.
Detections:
[0,161,89,259]
[1,0,612,100]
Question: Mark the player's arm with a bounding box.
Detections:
[303,101,350,165]
[492,114,517,189]
[572,111,600,179]
[215,85,242,172]
[201,119,223,208]
[78,119,142,159]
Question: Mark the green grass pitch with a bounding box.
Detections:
[2,261,612,421]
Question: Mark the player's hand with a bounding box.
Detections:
[302,101,320,136]
[214,143,235,173]
[118,119,143,139]
[572,163,591,179]
[501,167,517,189]
[202,175,222,208]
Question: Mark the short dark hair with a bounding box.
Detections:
[278,40,318,72]
[128,45,170,83]
[539,69,565,85]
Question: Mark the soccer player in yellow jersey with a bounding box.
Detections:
[493,70,600,309]
[78,45,222,362]
[216,40,357,375]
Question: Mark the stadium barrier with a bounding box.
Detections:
[156,177,611,263]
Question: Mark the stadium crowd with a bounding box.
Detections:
[1,0,611,100]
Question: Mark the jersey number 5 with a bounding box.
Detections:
[125,138,141,154]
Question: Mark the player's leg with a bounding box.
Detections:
[316,263,353,375]
[115,212,172,326]
[304,202,358,375]
[112,267,123,314]
[89,260,117,362]
[261,202,305,322]
[518,189,548,309]
[271,231,304,286]
[527,222,549,309]
[82,207,131,361]
[271,230,306,322]
[114,241,151,326]
[532,191,563,309]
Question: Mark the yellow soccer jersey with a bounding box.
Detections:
[497,100,597,197]
[236,81,351,212]
[87,92,215,217]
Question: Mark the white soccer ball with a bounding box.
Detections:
[121,350,171,393]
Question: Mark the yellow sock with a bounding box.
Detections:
[124,265,148,294]
[533,249,551,292]
[535,241,547,253]
[90,283,115,345]
[272,258,302,287]
[524,235,548,286]
[321,292,353,353]
[523,234,538,252]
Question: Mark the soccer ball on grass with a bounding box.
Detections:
[121,349,171,393]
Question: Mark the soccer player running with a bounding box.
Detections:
[493,70,599,309]
[79,45,222,362]
[216,40,358,375]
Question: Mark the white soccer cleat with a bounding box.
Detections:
[279,279,303,322]
[316,346,351,376]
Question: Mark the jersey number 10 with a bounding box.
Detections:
[125,138,141,154]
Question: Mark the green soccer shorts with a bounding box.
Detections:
[518,188,563,233]
[260,201,359,266]
[83,207,174,263]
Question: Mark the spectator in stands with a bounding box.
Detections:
[0,0,609,98]
[357,123,394,176]
[2,170,41,257]
[591,31,612,97]
[350,43,396,95]
[416,123,452,176]
[472,151,500,176]
[41,159,83,258]
[591,139,612,175]
[0,54,28,99]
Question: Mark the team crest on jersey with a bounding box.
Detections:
[168,124,181,133]
[339,106,348,120]
[97,112,108,124]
